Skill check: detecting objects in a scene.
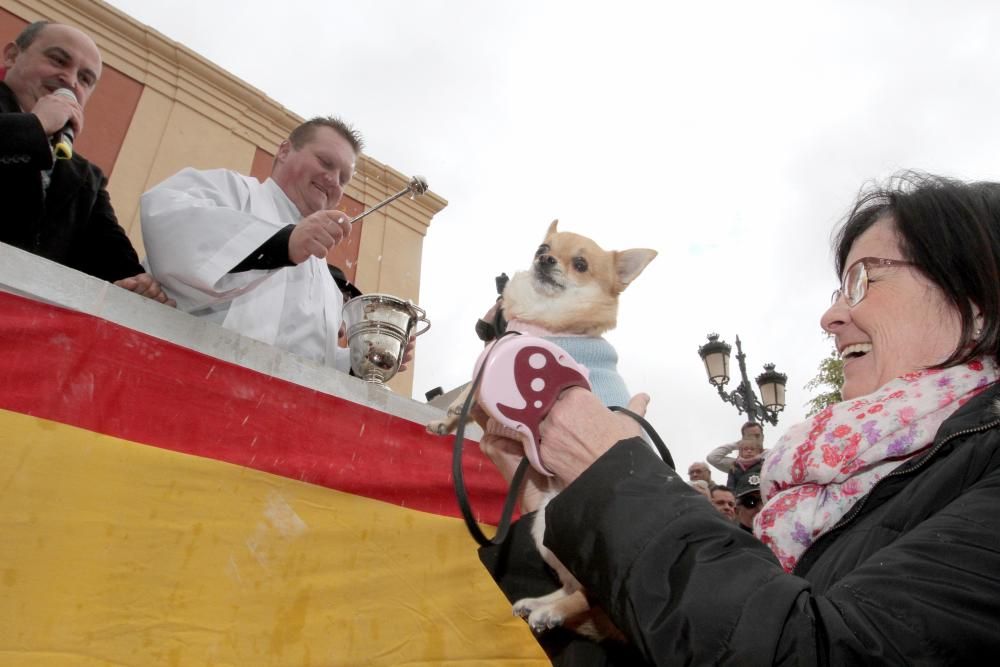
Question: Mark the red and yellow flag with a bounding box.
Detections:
[0,291,544,665]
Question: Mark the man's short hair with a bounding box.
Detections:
[14,20,51,50]
[289,116,364,154]
[740,421,762,436]
[711,485,734,497]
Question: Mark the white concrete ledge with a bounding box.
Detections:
[0,242,452,427]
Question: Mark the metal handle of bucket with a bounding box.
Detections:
[408,302,431,337]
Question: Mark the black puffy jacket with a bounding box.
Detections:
[482,383,1000,665]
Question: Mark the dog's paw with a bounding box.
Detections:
[527,604,565,632]
[512,596,538,619]
[514,597,566,633]
[425,420,449,436]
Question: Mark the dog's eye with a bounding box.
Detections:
[572,257,588,272]
[535,244,549,257]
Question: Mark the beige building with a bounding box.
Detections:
[1,0,446,395]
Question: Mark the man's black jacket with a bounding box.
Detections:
[0,82,143,282]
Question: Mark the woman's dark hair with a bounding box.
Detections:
[834,171,1000,368]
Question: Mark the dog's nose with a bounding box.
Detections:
[537,254,557,266]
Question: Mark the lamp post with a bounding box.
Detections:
[697,333,787,426]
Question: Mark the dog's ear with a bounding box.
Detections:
[615,248,658,290]
[546,219,559,237]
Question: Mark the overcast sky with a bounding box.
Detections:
[105,0,1000,478]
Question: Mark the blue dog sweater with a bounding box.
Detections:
[545,336,630,408]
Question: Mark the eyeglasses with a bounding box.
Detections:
[738,494,761,509]
[830,257,915,307]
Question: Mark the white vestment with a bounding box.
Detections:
[141,167,349,371]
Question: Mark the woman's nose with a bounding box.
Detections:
[820,294,849,334]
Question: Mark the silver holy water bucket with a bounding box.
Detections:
[342,294,431,385]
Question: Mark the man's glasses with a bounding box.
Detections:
[738,493,761,509]
[830,257,915,307]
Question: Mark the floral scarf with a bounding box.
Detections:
[756,357,998,573]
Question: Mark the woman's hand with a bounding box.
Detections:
[539,388,650,485]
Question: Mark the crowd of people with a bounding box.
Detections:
[683,421,769,533]
[6,18,1000,667]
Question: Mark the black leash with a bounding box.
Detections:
[609,405,675,470]
[451,333,527,547]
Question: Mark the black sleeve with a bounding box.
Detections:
[229,225,295,273]
[73,166,146,282]
[0,110,146,283]
[0,112,54,250]
[543,437,1000,666]
[544,439,790,666]
[0,112,54,169]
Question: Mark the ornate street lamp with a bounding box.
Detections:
[697,333,787,425]
[697,333,731,386]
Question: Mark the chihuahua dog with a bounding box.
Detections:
[428,220,656,639]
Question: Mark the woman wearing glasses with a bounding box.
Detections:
[479,173,1000,665]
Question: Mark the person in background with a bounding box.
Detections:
[707,421,766,490]
[687,460,713,486]
[0,21,172,304]
[709,485,736,521]
[733,477,762,534]
[478,172,1000,664]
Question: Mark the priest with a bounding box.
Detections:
[141,117,362,370]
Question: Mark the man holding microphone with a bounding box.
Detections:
[0,21,172,304]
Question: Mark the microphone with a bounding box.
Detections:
[52,88,77,160]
